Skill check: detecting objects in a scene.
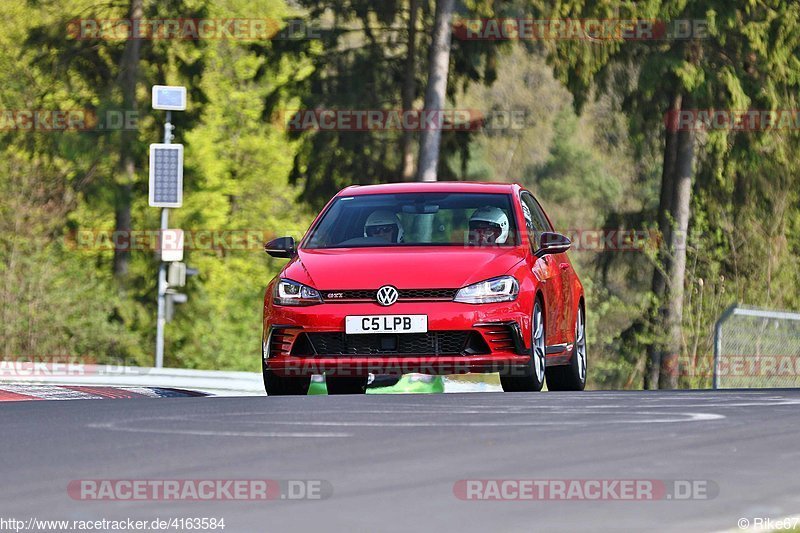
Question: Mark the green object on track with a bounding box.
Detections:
[367,374,444,394]
[308,379,327,395]
[309,374,445,395]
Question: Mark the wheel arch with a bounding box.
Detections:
[534,288,546,347]
[574,294,585,344]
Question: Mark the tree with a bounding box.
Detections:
[24,0,210,283]
[257,0,507,208]
[3,0,308,369]
[540,0,800,388]
[401,0,421,180]
[113,0,144,278]
[417,0,455,182]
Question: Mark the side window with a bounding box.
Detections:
[520,192,550,250]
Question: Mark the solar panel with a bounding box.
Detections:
[149,143,183,207]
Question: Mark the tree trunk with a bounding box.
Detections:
[400,0,419,181]
[113,0,143,278]
[659,96,695,389]
[645,91,681,390]
[416,0,455,182]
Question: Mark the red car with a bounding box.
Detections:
[262,182,586,395]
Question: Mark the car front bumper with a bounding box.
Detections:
[263,300,533,377]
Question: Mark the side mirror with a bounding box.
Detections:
[264,236,296,259]
[534,232,571,258]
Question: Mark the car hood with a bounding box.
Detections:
[282,246,527,290]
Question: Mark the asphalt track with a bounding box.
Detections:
[1,389,799,532]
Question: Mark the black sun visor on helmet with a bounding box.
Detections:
[469,220,502,231]
[365,223,397,236]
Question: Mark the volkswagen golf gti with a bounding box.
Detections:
[262,182,586,395]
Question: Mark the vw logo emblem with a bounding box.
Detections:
[376,286,399,306]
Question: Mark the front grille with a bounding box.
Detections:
[297,331,476,356]
[321,288,457,303]
[401,289,458,299]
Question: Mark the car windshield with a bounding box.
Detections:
[304,192,518,249]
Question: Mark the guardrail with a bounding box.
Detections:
[0,366,500,395]
[0,365,264,396]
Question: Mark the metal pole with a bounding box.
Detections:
[155,208,168,368]
[713,319,721,390]
[713,304,737,390]
[155,111,173,368]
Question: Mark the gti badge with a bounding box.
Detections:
[376,285,399,306]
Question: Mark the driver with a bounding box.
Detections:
[364,210,404,243]
[468,206,509,246]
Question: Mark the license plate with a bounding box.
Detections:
[345,315,428,334]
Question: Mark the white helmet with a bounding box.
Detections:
[469,206,509,244]
[364,210,404,243]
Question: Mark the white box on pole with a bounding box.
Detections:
[152,85,187,111]
[160,229,184,262]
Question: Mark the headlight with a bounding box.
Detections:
[273,279,322,306]
[454,276,519,304]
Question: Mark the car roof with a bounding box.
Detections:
[339,181,521,196]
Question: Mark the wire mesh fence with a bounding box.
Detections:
[714,305,800,389]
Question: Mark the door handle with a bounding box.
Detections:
[559,263,570,271]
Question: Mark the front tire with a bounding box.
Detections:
[263,359,310,396]
[500,298,546,392]
[326,376,368,395]
[546,305,587,391]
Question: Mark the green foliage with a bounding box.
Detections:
[2,0,800,392]
[166,28,311,370]
[0,0,308,370]
[255,0,511,208]
[0,152,144,361]
[457,44,649,388]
